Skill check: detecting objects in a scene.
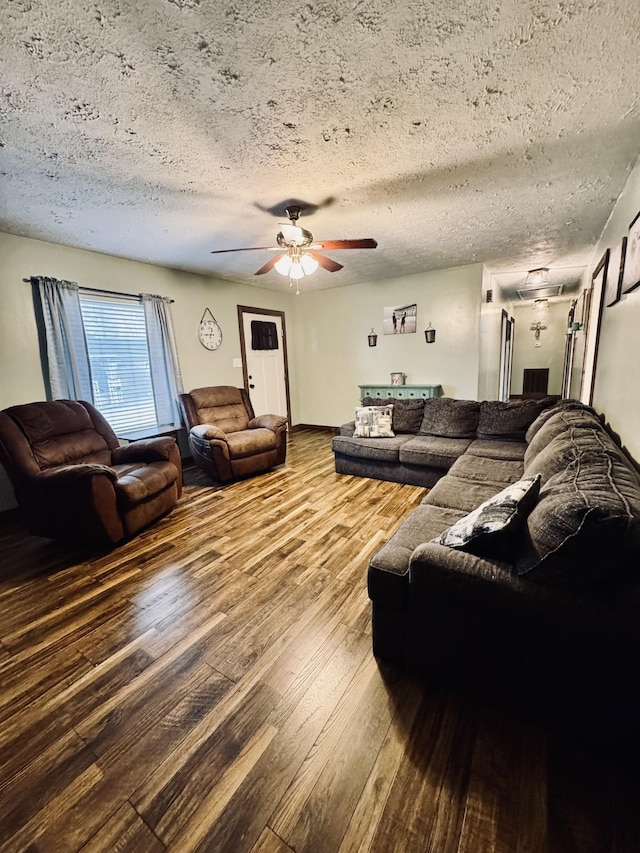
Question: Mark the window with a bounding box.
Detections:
[80,294,157,433]
[35,277,183,435]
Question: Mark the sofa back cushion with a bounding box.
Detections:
[517,445,640,585]
[363,397,424,434]
[189,386,250,434]
[524,406,606,470]
[524,399,592,443]
[419,398,480,439]
[476,398,555,442]
[5,400,114,470]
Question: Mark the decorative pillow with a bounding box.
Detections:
[363,397,424,434]
[432,474,541,558]
[354,405,395,438]
[419,398,480,439]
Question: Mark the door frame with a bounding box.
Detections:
[237,305,292,426]
[498,309,515,401]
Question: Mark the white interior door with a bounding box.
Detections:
[240,310,289,419]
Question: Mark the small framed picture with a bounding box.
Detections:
[621,211,640,294]
[604,238,625,307]
[383,303,417,335]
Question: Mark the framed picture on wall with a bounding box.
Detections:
[604,237,626,307]
[383,303,417,335]
[583,250,609,404]
[621,211,640,294]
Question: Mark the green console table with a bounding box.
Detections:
[359,384,444,401]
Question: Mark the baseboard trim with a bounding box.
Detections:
[290,424,340,435]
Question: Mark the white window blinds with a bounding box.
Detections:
[79,294,157,433]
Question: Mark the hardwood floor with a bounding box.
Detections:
[0,428,637,852]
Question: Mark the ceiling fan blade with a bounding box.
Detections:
[308,251,343,273]
[313,239,378,251]
[210,246,276,254]
[254,255,282,275]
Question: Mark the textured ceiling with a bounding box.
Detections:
[2,0,640,297]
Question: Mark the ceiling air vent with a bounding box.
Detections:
[517,284,563,300]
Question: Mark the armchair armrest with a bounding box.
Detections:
[190,423,228,442]
[37,463,118,486]
[112,436,177,464]
[247,414,288,432]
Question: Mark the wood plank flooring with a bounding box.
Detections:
[0,428,638,852]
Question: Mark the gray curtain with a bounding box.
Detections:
[141,293,184,427]
[34,276,93,401]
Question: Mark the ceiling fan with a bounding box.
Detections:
[210,205,377,294]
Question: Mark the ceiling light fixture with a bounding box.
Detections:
[525,268,550,287]
[273,246,317,294]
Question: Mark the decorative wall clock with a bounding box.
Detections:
[198,308,223,351]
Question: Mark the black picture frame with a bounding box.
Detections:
[604,237,626,307]
[621,211,640,294]
[584,250,609,404]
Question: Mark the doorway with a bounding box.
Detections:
[499,310,515,402]
[237,305,291,424]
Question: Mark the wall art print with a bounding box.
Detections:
[604,237,625,307]
[383,303,417,335]
[622,211,640,294]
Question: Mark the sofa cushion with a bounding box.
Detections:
[517,450,640,585]
[448,453,524,486]
[363,397,425,434]
[226,427,278,459]
[433,475,541,558]
[418,398,480,439]
[423,475,509,514]
[524,399,597,444]
[354,405,394,438]
[368,504,467,607]
[524,407,605,469]
[477,399,555,442]
[399,435,473,470]
[465,439,527,461]
[331,434,411,463]
[524,424,627,484]
[114,461,178,507]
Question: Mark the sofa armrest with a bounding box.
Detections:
[37,463,118,486]
[190,423,228,442]
[340,421,356,437]
[112,436,177,464]
[247,414,288,432]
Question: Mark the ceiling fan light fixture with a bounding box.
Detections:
[300,254,319,275]
[274,255,292,276]
[279,224,306,245]
[525,267,550,287]
[289,259,304,280]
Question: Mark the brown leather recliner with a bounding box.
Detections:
[179,386,288,483]
[0,400,182,545]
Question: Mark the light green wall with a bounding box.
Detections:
[478,267,511,402]
[510,300,569,396]
[0,232,297,508]
[291,264,484,427]
[0,232,297,408]
[587,155,640,459]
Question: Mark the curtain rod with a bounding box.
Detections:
[22,278,174,303]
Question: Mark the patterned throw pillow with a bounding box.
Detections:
[432,474,541,558]
[353,405,395,438]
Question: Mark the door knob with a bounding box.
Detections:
[249,383,255,389]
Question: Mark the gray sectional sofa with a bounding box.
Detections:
[332,397,640,754]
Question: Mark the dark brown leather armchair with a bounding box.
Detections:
[0,400,182,545]
[179,386,287,483]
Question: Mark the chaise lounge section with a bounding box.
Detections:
[335,397,640,755]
